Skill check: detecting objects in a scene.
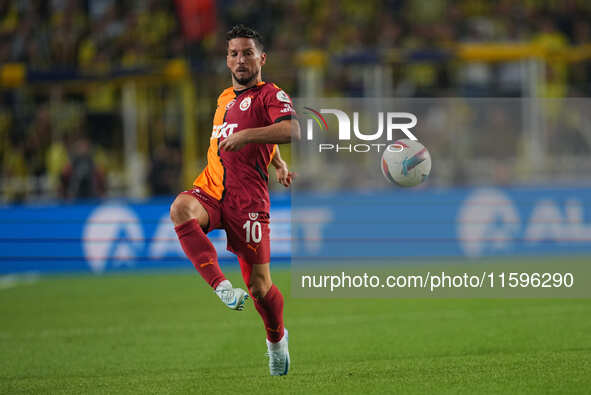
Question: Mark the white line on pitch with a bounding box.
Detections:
[0,271,40,290]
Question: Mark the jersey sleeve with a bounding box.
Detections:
[264,85,297,124]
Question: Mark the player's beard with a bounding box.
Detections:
[232,68,260,86]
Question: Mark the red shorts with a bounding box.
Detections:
[180,187,271,265]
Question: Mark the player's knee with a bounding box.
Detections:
[249,278,272,299]
[170,198,192,226]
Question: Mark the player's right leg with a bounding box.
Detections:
[170,191,248,310]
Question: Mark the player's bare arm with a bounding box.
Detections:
[271,146,294,187]
[218,119,300,151]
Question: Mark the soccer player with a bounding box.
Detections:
[170,25,299,376]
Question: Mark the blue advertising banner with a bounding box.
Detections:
[0,196,290,274]
[291,187,591,260]
[1,188,590,274]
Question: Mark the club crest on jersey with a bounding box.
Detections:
[240,97,252,111]
[248,212,259,220]
[276,90,291,103]
[225,99,236,110]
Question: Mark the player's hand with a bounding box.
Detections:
[275,162,295,187]
[219,133,248,151]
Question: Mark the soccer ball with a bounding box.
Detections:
[381,139,431,187]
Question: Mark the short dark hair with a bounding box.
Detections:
[226,24,264,51]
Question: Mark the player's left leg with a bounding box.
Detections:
[238,257,289,376]
[225,210,289,375]
[238,259,285,343]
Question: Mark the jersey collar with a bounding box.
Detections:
[233,81,266,97]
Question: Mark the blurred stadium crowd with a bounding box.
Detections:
[1,0,591,202]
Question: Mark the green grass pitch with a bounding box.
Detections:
[1,269,590,394]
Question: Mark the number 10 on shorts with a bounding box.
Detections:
[243,220,262,243]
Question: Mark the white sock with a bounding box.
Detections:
[267,329,287,350]
[216,280,232,291]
